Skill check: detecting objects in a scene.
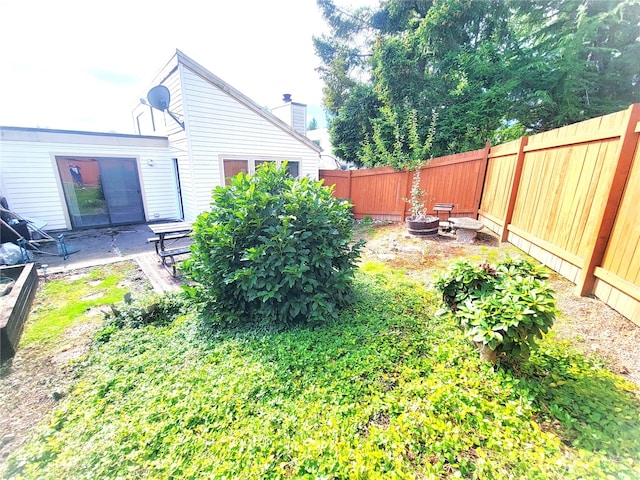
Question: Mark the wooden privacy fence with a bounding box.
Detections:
[320,144,490,221]
[479,103,640,323]
[320,103,640,324]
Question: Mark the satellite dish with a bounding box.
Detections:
[146,85,171,111]
[144,85,185,129]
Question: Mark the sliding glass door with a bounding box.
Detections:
[56,157,145,228]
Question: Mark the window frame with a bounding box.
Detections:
[220,155,302,184]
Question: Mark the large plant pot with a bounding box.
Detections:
[406,215,439,236]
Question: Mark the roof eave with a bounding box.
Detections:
[175,49,322,154]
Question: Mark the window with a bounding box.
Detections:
[255,160,276,171]
[223,159,249,185]
[221,157,302,184]
[286,161,299,177]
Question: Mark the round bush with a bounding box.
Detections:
[182,163,363,327]
[435,257,557,360]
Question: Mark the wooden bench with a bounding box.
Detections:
[147,234,189,254]
[158,246,191,276]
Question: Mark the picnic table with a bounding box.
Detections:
[147,222,192,273]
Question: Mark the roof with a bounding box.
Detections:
[174,49,322,154]
[0,125,165,140]
[0,126,168,146]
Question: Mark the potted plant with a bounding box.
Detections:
[404,169,439,236]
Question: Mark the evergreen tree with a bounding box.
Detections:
[314,0,640,167]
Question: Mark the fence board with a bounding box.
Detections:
[319,170,351,199]
[420,147,488,218]
[478,138,526,240]
[505,104,640,321]
[570,141,615,256]
[350,167,408,219]
[320,147,489,221]
[510,133,622,264]
[562,143,593,254]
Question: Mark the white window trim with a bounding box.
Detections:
[219,154,303,179]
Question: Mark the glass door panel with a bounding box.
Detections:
[57,158,109,228]
[99,158,145,225]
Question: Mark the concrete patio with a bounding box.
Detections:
[26,224,191,293]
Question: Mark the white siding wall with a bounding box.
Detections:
[171,65,199,221]
[0,130,178,230]
[181,67,320,218]
[132,57,199,221]
[131,50,321,221]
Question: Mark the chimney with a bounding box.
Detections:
[271,94,307,135]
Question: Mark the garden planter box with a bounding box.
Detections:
[0,263,38,361]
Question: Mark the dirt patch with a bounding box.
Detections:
[0,262,152,469]
[550,275,640,379]
[359,222,518,284]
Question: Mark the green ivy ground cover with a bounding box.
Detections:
[19,264,137,348]
[5,266,640,479]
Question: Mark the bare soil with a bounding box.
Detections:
[0,265,152,470]
[1,223,639,471]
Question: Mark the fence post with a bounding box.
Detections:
[575,103,640,296]
[474,142,492,220]
[500,136,528,243]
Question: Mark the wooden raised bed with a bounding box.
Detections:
[1,263,39,361]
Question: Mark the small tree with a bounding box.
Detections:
[182,163,363,328]
[403,168,433,220]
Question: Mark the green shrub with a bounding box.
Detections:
[435,257,557,360]
[97,292,187,340]
[182,163,363,327]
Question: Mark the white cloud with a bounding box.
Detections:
[0,0,376,133]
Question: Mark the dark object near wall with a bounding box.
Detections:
[1,197,31,245]
[1,220,30,244]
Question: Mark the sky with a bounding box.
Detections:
[0,0,375,134]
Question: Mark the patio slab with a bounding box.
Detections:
[25,224,191,292]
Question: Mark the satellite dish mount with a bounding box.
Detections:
[145,85,185,129]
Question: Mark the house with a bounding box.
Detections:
[0,50,322,231]
[131,50,322,222]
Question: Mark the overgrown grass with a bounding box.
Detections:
[19,263,134,348]
[4,265,640,479]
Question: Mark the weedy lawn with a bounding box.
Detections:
[4,264,640,479]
